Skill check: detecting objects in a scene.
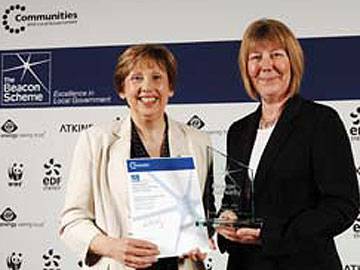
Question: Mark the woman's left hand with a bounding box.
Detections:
[216,226,261,245]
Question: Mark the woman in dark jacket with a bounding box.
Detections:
[216,18,359,270]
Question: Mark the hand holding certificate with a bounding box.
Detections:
[126,157,210,258]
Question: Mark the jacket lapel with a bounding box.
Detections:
[107,116,132,230]
[254,95,303,193]
[168,118,191,157]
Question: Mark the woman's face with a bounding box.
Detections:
[121,59,173,122]
[247,40,291,103]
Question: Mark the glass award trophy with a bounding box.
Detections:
[196,146,263,228]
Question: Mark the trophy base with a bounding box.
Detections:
[196,218,263,229]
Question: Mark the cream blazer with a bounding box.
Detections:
[59,115,212,270]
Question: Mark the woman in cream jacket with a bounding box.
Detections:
[60,44,212,270]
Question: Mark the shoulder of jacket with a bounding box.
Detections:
[170,119,211,143]
[82,120,121,141]
[229,111,257,131]
[301,99,339,119]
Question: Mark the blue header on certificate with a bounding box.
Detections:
[126,157,195,173]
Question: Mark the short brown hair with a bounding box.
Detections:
[114,44,177,94]
[239,18,304,100]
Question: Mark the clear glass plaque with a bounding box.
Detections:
[197,146,263,228]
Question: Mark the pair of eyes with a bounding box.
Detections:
[129,73,163,83]
[248,50,288,61]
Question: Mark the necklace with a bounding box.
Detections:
[259,110,282,129]
[259,117,277,129]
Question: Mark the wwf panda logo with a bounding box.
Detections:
[6,252,23,270]
[8,163,24,181]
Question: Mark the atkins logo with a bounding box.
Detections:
[344,264,360,270]
[6,252,23,270]
[8,162,24,187]
[43,158,62,190]
[1,52,51,107]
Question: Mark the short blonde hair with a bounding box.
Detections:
[239,18,304,100]
[114,44,177,94]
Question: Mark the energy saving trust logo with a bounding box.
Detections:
[0,118,46,139]
[6,252,23,270]
[43,158,62,190]
[349,106,360,141]
[1,52,51,106]
[8,162,24,187]
[1,4,78,34]
[0,206,44,228]
[187,115,205,129]
[43,249,61,270]
[0,207,17,223]
[1,119,18,133]
[0,207,17,228]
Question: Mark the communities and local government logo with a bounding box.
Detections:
[43,158,62,190]
[8,162,24,187]
[1,52,51,106]
[187,115,205,130]
[349,106,360,141]
[2,4,78,34]
[6,252,23,270]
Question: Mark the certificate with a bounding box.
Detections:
[126,157,210,258]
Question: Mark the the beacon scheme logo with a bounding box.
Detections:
[1,52,51,106]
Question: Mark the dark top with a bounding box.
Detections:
[218,95,359,270]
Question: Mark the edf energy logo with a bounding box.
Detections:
[353,214,360,238]
[1,52,51,107]
[349,106,360,141]
[43,158,62,190]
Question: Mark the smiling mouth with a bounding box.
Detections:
[138,97,159,103]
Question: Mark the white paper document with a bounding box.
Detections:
[126,157,209,258]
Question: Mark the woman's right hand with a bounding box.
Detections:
[109,237,159,269]
[91,235,159,269]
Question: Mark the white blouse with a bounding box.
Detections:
[248,125,275,179]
